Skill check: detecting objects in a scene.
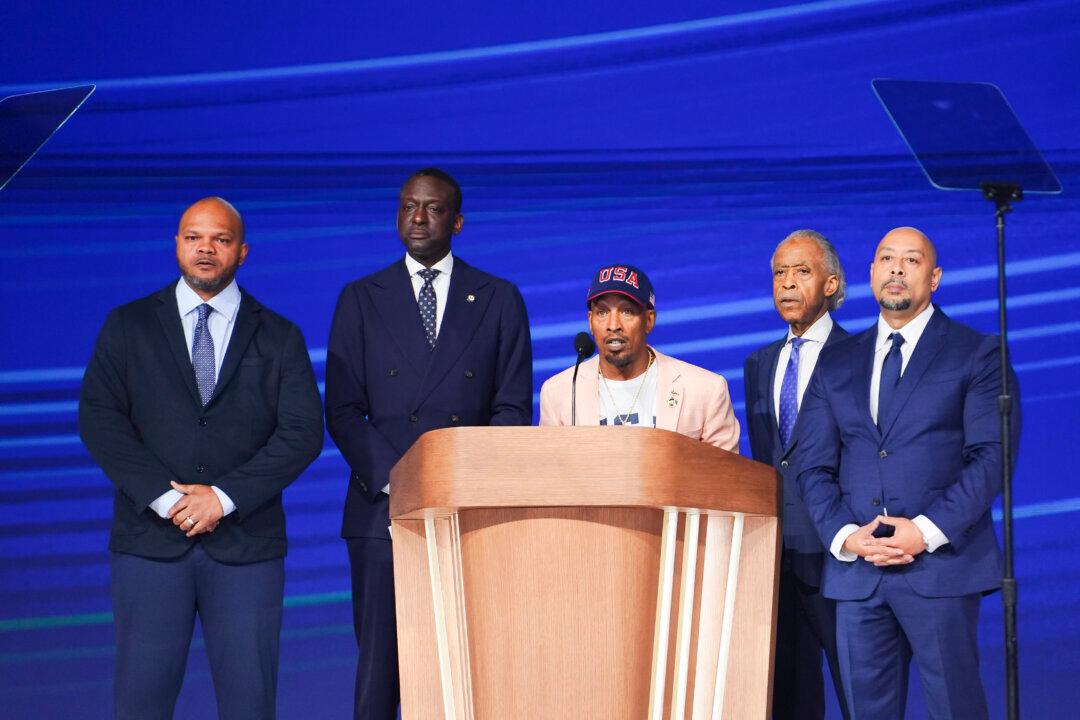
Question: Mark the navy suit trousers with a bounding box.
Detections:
[836,573,987,720]
[347,537,399,720]
[110,544,284,720]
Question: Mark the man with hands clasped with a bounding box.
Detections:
[80,197,324,720]
[796,227,1014,719]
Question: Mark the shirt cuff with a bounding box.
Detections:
[149,489,183,519]
[381,483,390,495]
[211,486,236,516]
[912,514,948,553]
[831,524,861,562]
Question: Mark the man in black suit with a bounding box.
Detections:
[743,230,850,719]
[79,197,324,720]
[325,167,533,720]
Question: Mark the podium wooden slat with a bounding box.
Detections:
[390,427,780,719]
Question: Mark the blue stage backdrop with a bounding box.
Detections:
[1,1,1077,717]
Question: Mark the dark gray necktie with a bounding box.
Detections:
[192,303,216,406]
[417,268,440,350]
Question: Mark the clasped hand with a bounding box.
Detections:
[167,481,224,538]
[843,515,927,567]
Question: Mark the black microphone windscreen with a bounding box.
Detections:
[573,332,595,358]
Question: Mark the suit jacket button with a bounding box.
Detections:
[450,414,460,422]
[464,370,474,378]
[388,368,399,376]
[409,415,418,423]
[198,418,207,427]
[196,464,205,473]
[879,450,888,458]
[780,460,789,469]
[872,498,881,506]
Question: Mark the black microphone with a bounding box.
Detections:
[571,332,595,426]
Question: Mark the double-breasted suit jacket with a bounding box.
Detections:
[325,257,533,539]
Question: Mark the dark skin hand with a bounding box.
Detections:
[842,516,917,567]
[167,481,224,538]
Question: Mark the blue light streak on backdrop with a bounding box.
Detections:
[1,1,1077,717]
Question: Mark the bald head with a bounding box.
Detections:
[175,197,248,301]
[871,226,942,328]
[878,226,936,266]
[178,197,244,242]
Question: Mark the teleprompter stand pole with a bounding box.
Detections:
[981,181,1021,720]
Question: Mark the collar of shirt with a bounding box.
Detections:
[875,303,935,353]
[786,311,833,345]
[404,251,454,280]
[175,277,241,323]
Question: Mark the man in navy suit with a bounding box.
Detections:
[744,230,850,719]
[325,168,533,720]
[797,227,1009,719]
[79,197,325,720]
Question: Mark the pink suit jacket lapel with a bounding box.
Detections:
[573,355,602,426]
[653,349,684,432]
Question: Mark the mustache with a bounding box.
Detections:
[880,278,908,290]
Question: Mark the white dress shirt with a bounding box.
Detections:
[147,278,241,519]
[830,304,947,561]
[772,312,833,422]
[404,251,453,338]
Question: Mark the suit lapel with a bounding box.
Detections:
[781,322,850,458]
[654,350,683,431]
[154,282,202,408]
[413,259,492,410]
[575,356,601,425]
[878,309,948,439]
[761,339,785,449]
[369,260,432,375]
[211,290,260,406]
[851,327,877,433]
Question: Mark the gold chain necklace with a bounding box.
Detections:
[600,349,655,426]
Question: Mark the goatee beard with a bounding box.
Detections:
[879,297,912,312]
[604,351,635,368]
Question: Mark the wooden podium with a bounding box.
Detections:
[389,426,780,720]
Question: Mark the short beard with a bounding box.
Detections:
[604,350,636,369]
[879,297,912,312]
[183,268,236,295]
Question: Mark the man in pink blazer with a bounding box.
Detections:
[539,263,740,453]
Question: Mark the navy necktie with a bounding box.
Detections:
[877,332,905,428]
[417,268,441,350]
[192,303,216,406]
[778,337,808,447]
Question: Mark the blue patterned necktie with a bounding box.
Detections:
[777,337,808,447]
[877,332,905,428]
[417,268,440,350]
[192,303,216,406]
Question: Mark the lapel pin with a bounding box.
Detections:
[466,293,475,303]
[667,390,680,407]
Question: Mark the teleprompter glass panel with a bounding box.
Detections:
[0,85,95,191]
[872,79,1061,194]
